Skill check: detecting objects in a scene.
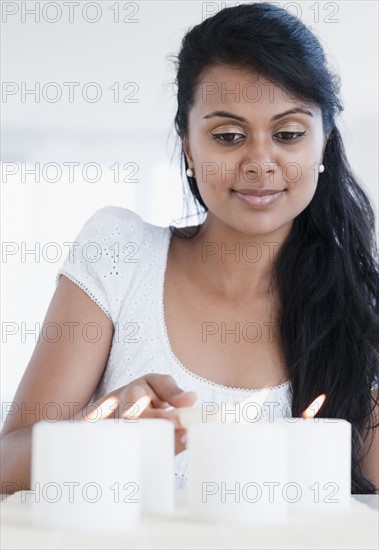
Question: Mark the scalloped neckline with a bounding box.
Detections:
[159,228,290,394]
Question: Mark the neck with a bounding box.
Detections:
[186,213,292,301]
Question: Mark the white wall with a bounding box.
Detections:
[1,0,378,409]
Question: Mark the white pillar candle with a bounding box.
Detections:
[284,418,351,513]
[187,422,290,524]
[177,402,352,515]
[121,418,175,515]
[31,420,141,533]
[175,406,222,428]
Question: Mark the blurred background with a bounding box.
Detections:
[1,1,378,414]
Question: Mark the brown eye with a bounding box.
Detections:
[274,131,306,141]
[211,132,245,144]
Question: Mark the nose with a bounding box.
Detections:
[241,138,278,182]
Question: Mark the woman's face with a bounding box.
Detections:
[183,64,327,236]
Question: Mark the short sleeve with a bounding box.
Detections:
[55,205,144,325]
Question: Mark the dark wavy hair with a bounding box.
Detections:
[169,3,379,493]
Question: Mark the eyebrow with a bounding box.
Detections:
[203,108,314,123]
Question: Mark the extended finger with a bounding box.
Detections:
[145,374,197,407]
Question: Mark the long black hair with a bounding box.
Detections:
[170,3,379,493]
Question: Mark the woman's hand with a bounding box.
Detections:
[81,374,197,455]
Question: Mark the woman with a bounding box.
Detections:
[1,3,378,495]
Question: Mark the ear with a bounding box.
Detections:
[182,135,194,165]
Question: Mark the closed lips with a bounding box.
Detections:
[233,189,286,196]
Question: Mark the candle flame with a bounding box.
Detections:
[240,388,269,408]
[83,397,119,422]
[122,396,151,419]
[301,394,326,419]
[236,388,270,424]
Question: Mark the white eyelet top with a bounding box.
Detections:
[55,205,294,489]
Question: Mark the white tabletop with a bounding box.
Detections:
[1,491,378,549]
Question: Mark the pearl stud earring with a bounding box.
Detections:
[319,164,325,173]
[186,168,194,177]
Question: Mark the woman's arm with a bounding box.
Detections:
[0,275,197,494]
[361,388,379,494]
[0,275,114,492]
